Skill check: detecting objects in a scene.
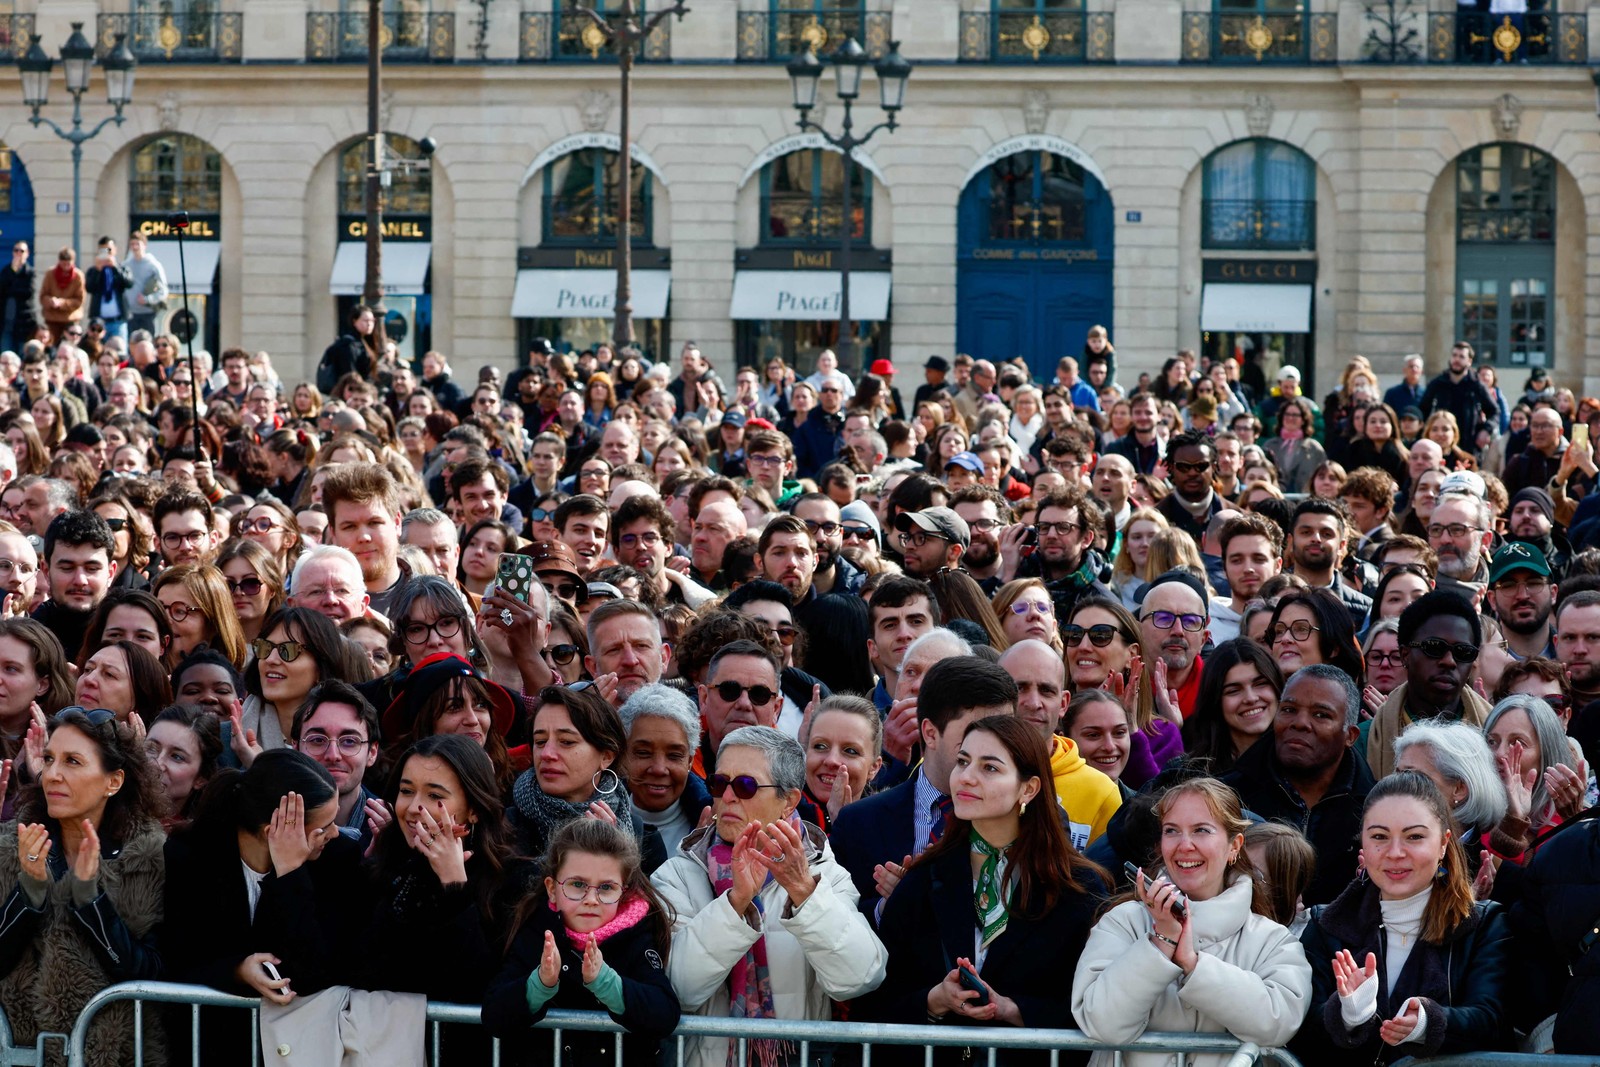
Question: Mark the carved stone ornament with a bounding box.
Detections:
[1022,90,1049,135]
[1245,93,1274,138]
[158,92,180,132]
[1492,93,1523,140]
[580,90,613,132]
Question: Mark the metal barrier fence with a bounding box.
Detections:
[49,981,1600,1067]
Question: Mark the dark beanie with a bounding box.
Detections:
[1510,487,1555,525]
[1144,569,1209,608]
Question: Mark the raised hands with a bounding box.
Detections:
[1150,658,1183,727]
[16,823,50,883]
[825,774,856,823]
[882,696,919,765]
[22,703,46,778]
[1494,740,1536,821]
[1332,949,1378,999]
[410,803,471,886]
[537,929,562,988]
[1546,760,1588,821]
[265,792,322,877]
[362,797,392,859]
[725,822,770,915]
[873,854,912,901]
[581,934,605,984]
[70,819,101,884]
[229,700,262,769]
[752,818,816,908]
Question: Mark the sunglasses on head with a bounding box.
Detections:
[706,773,786,800]
[56,707,116,727]
[712,681,775,707]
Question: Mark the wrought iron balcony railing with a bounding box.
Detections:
[736,8,891,61]
[1202,198,1317,250]
[1429,11,1584,63]
[958,10,1115,62]
[306,10,455,62]
[0,14,35,62]
[96,11,242,62]
[1181,11,1337,62]
[518,9,671,61]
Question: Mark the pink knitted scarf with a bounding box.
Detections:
[550,893,650,948]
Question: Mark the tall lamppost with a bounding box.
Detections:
[18,24,137,257]
[574,0,690,350]
[788,38,910,380]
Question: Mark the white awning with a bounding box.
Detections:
[729,270,892,322]
[328,241,432,296]
[1201,283,1312,334]
[143,241,221,297]
[510,269,671,320]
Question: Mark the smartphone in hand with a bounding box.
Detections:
[957,965,990,1007]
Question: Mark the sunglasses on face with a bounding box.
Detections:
[712,681,775,707]
[101,517,128,531]
[541,578,581,601]
[251,637,306,663]
[1063,624,1120,648]
[707,773,786,800]
[226,576,264,597]
[1407,638,1478,664]
[840,526,874,542]
[544,642,580,666]
[528,508,558,523]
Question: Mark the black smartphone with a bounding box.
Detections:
[1022,526,1038,548]
[1123,862,1187,921]
[957,965,990,1007]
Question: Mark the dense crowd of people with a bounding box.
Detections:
[0,285,1592,1065]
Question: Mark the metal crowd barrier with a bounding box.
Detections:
[43,980,1600,1067]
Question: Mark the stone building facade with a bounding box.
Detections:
[0,0,1596,396]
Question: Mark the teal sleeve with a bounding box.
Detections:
[525,970,561,1013]
[584,962,626,1015]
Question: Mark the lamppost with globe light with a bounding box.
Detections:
[787,38,910,380]
[18,23,137,257]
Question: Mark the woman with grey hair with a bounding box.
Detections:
[1393,718,1509,861]
[620,682,711,852]
[651,725,887,1067]
[1483,695,1589,860]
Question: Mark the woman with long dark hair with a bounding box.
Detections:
[1267,588,1364,685]
[382,652,520,796]
[867,716,1108,1055]
[1183,639,1284,776]
[1296,771,1511,1065]
[239,606,357,757]
[146,703,224,830]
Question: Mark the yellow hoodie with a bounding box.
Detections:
[1049,734,1122,851]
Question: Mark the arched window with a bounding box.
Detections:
[130,134,221,215]
[1455,142,1555,366]
[541,148,651,243]
[1202,139,1314,250]
[1457,142,1554,242]
[339,133,431,217]
[761,149,869,245]
[982,150,1094,244]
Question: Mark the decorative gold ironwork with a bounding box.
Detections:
[1469,14,1523,61]
[1021,16,1052,58]
[798,16,828,51]
[156,15,182,58]
[1222,15,1276,60]
[581,20,607,56]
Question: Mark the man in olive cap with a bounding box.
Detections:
[894,506,969,580]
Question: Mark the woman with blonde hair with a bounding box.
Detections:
[993,578,1061,653]
[1135,528,1212,606]
[152,563,248,670]
[4,415,50,476]
[29,393,64,450]
[216,538,286,645]
[290,381,323,420]
[1111,508,1170,610]
[1423,410,1478,471]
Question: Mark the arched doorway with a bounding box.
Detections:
[130,133,222,355]
[1454,142,1554,368]
[956,146,1113,379]
[332,132,432,363]
[0,145,35,256]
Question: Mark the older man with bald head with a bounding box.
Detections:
[998,639,1121,849]
[690,499,746,590]
[954,358,997,425]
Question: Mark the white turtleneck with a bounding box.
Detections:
[637,800,694,855]
[1339,884,1431,1043]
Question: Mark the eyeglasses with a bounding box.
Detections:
[964,518,1002,533]
[1426,523,1483,540]
[707,773,787,800]
[1271,620,1321,643]
[251,637,306,663]
[1407,638,1478,664]
[898,531,946,550]
[747,453,785,468]
[161,531,206,549]
[557,877,624,905]
[239,517,281,535]
[818,387,842,394]
[580,467,609,479]
[1492,578,1548,595]
[545,643,580,666]
[403,616,464,646]
[1170,460,1213,475]
[712,681,775,707]
[619,531,662,549]
[840,526,874,543]
[0,559,35,578]
[1010,599,1052,617]
[164,602,196,622]
[1366,650,1405,667]
[1142,611,1206,632]
[769,624,797,647]
[226,576,264,597]
[801,519,842,538]
[1541,694,1570,714]
[1063,624,1122,648]
[540,578,582,601]
[1035,521,1082,537]
[298,733,371,757]
[56,707,116,727]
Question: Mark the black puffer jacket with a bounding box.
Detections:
[1295,877,1511,1067]
[1507,811,1600,1053]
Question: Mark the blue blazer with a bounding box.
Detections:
[826,776,919,924]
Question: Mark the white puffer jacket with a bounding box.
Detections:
[651,824,887,1067]
[1072,876,1312,1067]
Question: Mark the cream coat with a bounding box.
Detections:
[651,825,887,1067]
[1072,877,1312,1067]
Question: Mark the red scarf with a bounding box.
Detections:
[51,262,76,288]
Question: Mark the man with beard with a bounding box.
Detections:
[755,514,817,603]
[1156,431,1225,544]
[1487,542,1556,661]
[1210,513,1283,642]
[1015,483,1113,619]
[949,485,1011,595]
[1427,490,1493,585]
[1419,339,1499,447]
[1136,572,1209,718]
[1505,487,1570,579]
[586,599,670,707]
[1105,393,1162,475]
[1362,590,1491,778]
[893,507,968,580]
[1557,591,1600,772]
[793,493,866,596]
[1286,497,1372,628]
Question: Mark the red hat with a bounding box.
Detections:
[870,359,895,376]
[747,417,776,431]
[383,652,517,743]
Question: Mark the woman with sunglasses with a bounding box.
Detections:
[508,684,667,870]
[238,498,303,575]
[239,606,358,762]
[218,539,286,646]
[1267,589,1363,683]
[0,707,166,1063]
[1183,639,1283,776]
[544,601,590,685]
[153,563,247,671]
[994,579,1061,653]
[1062,596,1182,791]
[77,588,170,667]
[90,490,154,591]
[526,491,568,546]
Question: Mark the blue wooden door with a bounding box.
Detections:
[957,150,1113,379]
[0,149,35,253]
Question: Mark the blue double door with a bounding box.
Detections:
[956,150,1113,381]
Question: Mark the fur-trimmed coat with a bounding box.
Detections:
[0,819,166,1067]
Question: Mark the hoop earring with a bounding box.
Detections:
[1356,865,1368,883]
[592,768,621,796]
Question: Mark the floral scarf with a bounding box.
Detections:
[708,840,790,1067]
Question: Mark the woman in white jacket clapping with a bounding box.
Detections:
[1072,778,1312,1067]
[651,726,887,1067]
